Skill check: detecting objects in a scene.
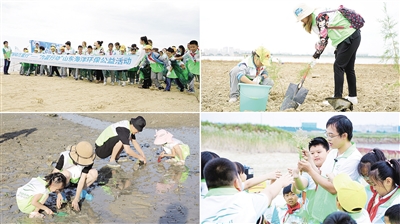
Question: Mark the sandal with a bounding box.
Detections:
[29,211,45,218]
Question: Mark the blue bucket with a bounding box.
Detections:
[239,83,272,112]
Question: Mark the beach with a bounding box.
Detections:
[1,113,199,223]
[1,73,200,112]
[201,60,399,112]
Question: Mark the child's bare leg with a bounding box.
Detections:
[84,169,98,188]
[175,146,184,161]
[110,141,124,162]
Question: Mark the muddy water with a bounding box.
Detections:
[0,113,199,223]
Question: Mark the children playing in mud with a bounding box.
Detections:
[52,141,98,211]
[16,172,67,218]
[95,116,147,168]
[154,129,190,166]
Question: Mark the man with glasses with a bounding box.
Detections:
[298,115,362,223]
[228,46,274,103]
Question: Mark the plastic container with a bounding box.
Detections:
[239,83,271,111]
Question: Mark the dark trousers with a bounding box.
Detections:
[333,30,361,98]
[50,66,60,76]
[95,70,103,81]
[3,59,10,74]
[165,77,184,91]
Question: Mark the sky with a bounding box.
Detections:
[0,0,199,54]
[201,0,400,56]
[201,112,400,129]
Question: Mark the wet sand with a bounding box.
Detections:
[1,73,200,112]
[1,113,199,223]
[201,60,399,112]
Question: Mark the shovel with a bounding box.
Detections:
[280,66,312,111]
[325,97,353,112]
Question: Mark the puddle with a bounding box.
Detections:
[6,113,199,223]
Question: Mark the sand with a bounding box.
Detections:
[1,72,200,112]
[1,113,199,223]
[201,60,399,112]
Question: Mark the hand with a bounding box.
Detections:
[44,207,53,215]
[71,198,80,211]
[302,149,311,161]
[267,170,281,180]
[160,152,165,158]
[277,173,293,187]
[327,173,335,183]
[309,58,316,68]
[289,168,300,178]
[298,160,312,173]
[180,64,185,69]
[252,76,261,84]
[139,155,147,164]
[56,193,63,209]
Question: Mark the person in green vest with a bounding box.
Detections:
[165,47,185,92]
[3,41,12,75]
[16,172,67,218]
[297,115,362,223]
[52,141,97,212]
[140,45,169,90]
[177,40,200,93]
[294,3,361,105]
[95,116,147,168]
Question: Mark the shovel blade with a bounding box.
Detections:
[325,97,353,111]
[280,83,309,111]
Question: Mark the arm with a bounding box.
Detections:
[71,173,87,211]
[31,194,53,215]
[161,147,177,158]
[131,139,146,163]
[298,160,336,194]
[243,171,281,190]
[260,173,293,206]
[289,167,308,193]
[302,149,320,174]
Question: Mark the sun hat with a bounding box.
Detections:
[154,129,173,145]
[333,173,367,213]
[143,45,152,50]
[293,3,316,22]
[255,46,271,66]
[120,45,126,51]
[130,116,146,132]
[69,141,96,166]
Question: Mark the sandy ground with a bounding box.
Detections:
[1,72,200,112]
[1,113,199,223]
[201,60,399,112]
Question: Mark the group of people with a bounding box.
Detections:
[5,36,200,93]
[16,116,191,219]
[229,3,361,105]
[200,115,399,224]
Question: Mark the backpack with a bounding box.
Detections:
[321,5,365,30]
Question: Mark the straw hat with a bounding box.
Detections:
[333,173,367,213]
[154,129,173,145]
[69,141,96,166]
[293,3,316,22]
[143,45,152,50]
[255,46,271,66]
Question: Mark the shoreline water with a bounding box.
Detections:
[201,55,389,64]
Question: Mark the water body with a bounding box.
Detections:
[202,55,387,64]
[15,113,200,223]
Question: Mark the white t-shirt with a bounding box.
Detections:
[163,138,183,154]
[320,143,362,181]
[349,209,372,224]
[16,177,50,213]
[201,187,271,223]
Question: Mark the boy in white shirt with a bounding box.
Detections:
[201,158,292,223]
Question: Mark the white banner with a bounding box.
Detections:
[11,52,139,70]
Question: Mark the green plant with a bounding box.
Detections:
[292,129,309,161]
[379,3,400,74]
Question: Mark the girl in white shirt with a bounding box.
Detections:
[154,129,190,166]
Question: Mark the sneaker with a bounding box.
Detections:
[158,86,163,90]
[129,82,133,85]
[103,81,107,86]
[117,157,129,162]
[229,97,237,103]
[107,160,121,168]
[121,81,126,87]
[345,96,358,105]
[187,90,195,94]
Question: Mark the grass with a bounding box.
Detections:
[202,122,399,153]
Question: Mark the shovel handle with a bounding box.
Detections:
[298,66,312,88]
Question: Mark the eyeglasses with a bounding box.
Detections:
[324,132,340,139]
